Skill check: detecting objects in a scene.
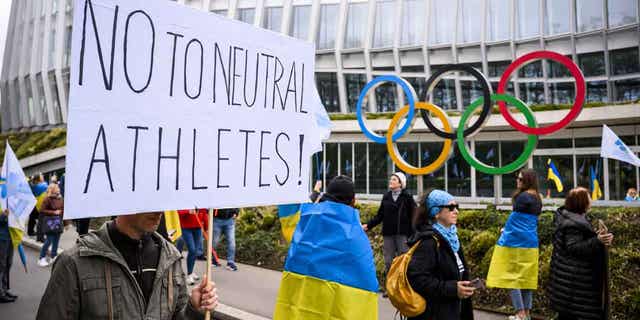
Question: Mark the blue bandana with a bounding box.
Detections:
[433,222,460,253]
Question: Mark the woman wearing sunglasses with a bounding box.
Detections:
[406,189,475,320]
[487,169,542,320]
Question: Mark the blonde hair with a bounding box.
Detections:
[46,183,60,197]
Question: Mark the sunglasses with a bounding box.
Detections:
[436,204,459,211]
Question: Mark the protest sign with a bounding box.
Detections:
[64,0,331,219]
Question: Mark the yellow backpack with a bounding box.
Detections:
[386,237,439,317]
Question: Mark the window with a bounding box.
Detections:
[609,158,638,200]
[325,143,338,182]
[519,82,545,104]
[535,156,573,198]
[610,48,640,75]
[354,143,367,193]
[548,59,572,78]
[312,151,323,183]
[375,82,397,112]
[64,26,72,67]
[517,0,540,39]
[487,0,510,41]
[457,0,482,43]
[212,9,228,16]
[488,60,511,77]
[432,79,457,110]
[317,4,339,49]
[373,0,395,48]
[475,141,499,197]
[340,143,353,178]
[429,1,456,44]
[237,8,255,24]
[447,148,471,197]
[407,77,427,101]
[290,5,311,40]
[262,7,282,32]
[316,73,340,112]
[421,142,446,191]
[608,0,638,28]
[537,138,572,149]
[48,72,60,123]
[401,0,425,46]
[578,52,605,77]
[344,3,368,49]
[518,61,543,78]
[549,82,575,104]
[66,0,73,12]
[48,23,56,69]
[397,143,419,195]
[369,143,393,194]
[501,141,526,197]
[586,81,608,102]
[576,0,603,32]
[52,0,58,14]
[576,155,603,198]
[544,0,570,35]
[613,78,640,102]
[345,73,367,113]
[460,80,484,107]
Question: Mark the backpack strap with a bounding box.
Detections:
[105,262,114,320]
[168,266,174,309]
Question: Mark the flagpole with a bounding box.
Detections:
[204,208,216,320]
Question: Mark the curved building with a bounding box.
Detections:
[1,0,639,202]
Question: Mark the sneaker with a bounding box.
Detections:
[226,262,238,271]
[192,273,200,281]
[212,260,221,267]
[186,274,196,286]
[508,316,527,320]
[37,258,50,267]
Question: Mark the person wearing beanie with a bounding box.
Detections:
[362,172,416,296]
[405,189,475,320]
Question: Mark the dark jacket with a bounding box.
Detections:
[548,207,609,320]
[37,222,204,320]
[406,224,474,320]
[513,191,542,215]
[40,195,64,217]
[215,208,239,220]
[0,212,8,241]
[366,190,416,236]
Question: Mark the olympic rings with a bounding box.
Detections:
[457,94,538,175]
[387,103,453,175]
[497,51,585,135]
[356,75,418,144]
[354,50,586,176]
[421,64,493,140]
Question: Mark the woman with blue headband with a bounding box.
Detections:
[406,189,475,320]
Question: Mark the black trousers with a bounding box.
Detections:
[0,239,13,296]
[28,208,39,236]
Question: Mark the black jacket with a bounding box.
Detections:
[366,190,416,236]
[406,224,474,320]
[216,208,239,220]
[548,207,609,320]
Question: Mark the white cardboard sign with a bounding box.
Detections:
[65,0,330,219]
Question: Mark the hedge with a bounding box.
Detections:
[212,204,640,319]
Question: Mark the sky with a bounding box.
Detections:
[0,0,14,76]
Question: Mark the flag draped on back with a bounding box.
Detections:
[601,124,640,167]
[164,210,182,242]
[274,201,379,320]
[32,181,48,211]
[277,204,302,243]
[547,159,564,193]
[1,142,37,248]
[590,166,603,200]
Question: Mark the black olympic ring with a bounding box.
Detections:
[420,64,493,140]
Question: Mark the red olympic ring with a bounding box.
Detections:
[497,51,585,135]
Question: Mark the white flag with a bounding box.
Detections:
[1,142,37,234]
[601,125,640,167]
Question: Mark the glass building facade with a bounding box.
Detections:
[1,0,639,203]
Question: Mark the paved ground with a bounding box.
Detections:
[6,226,505,320]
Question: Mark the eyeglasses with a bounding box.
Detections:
[436,204,459,211]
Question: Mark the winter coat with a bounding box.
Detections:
[406,224,474,320]
[366,190,416,236]
[548,207,609,320]
[36,222,205,320]
[178,209,208,229]
[40,195,64,217]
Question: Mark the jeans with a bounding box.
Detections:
[0,239,13,296]
[40,233,61,259]
[213,218,236,264]
[510,289,533,311]
[181,228,202,275]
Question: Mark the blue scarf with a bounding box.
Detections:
[433,222,460,253]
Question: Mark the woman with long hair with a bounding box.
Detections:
[486,169,542,320]
[548,187,613,320]
[406,189,475,320]
[37,184,64,267]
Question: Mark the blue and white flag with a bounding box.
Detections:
[601,125,640,167]
[1,142,37,247]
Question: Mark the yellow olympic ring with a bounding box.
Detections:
[386,102,453,175]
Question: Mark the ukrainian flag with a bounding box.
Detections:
[32,181,48,211]
[274,201,379,320]
[486,211,539,290]
[164,210,182,242]
[590,166,603,200]
[547,159,564,193]
[277,204,301,243]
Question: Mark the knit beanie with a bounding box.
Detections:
[392,172,407,189]
[324,175,355,206]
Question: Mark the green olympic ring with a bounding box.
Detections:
[457,94,538,175]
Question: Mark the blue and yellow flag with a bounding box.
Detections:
[277,204,301,243]
[274,201,379,320]
[32,181,48,211]
[486,211,539,290]
[164,210,182,242]
[547,159,564,193]
[590,166,603,200]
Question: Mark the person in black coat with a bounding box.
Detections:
[363,172,416,288]
[548,187,613,320]
[406,189,475,320]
